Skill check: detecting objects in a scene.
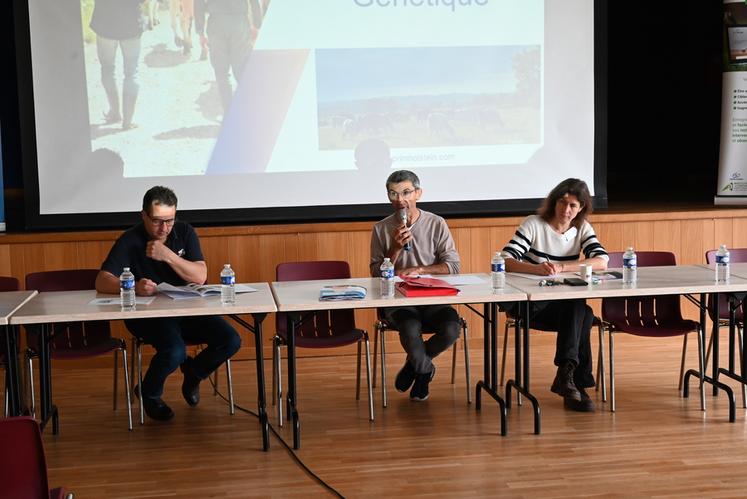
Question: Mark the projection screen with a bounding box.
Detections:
[11,0,607,229]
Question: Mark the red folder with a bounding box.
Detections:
[396,276,459,297]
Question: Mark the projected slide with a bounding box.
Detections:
[24,0,594,216]
[208,1,543,174]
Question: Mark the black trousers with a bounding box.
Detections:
[383,305,461,375]
[525,299,595,388]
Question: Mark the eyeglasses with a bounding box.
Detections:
[146,213,176,227]
[387,188,418,201]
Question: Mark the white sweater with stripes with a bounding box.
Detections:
[502,215,608,264]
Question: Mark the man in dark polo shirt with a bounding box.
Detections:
[95,186,241,421]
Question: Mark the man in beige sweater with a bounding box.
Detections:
[370,170,461,401]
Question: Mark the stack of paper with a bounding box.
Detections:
[319,285,367,301]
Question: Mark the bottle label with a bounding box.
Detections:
[221,275,235,285]
[716,255,729,265]
[623,257,637,268]
[381,268,394,279]
[491,263,505,272]
[121,278,134,290]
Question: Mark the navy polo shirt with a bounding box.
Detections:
[101,221,204,286]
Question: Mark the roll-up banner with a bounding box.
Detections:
[717,0,747,204]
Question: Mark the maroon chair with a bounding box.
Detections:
[25,269,132,430]
[601,251,704,412]
[272,261,373,426]
[0,276,20,416]
[705,248,747,407]
[373,311,470,407]
[0,417,72,498]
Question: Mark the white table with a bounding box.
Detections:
[1,291,38,417]
[271,274,526,446]
[9,285,277,449]
[505,265,747,426]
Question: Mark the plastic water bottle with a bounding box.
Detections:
[380,258,395,298]
[491,251,505,289]
[622,247,637,284]
[716,244,730,282]
[120,267,135,309]
[220,264,236,304]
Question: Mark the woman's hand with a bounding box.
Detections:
[536,261,562,275]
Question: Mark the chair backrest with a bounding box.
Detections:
[603,251,686,328]
[705,247,747,265]
[25,269,112,355]
[275,261,357,339]
[26,269,100,292]
[705,248,747,322]
[0,417,54,498]
[0,276,19,292]
[606,250,676,268]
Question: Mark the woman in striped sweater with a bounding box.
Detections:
[503,178,608,412]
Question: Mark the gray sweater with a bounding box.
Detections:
[369,210,460,277]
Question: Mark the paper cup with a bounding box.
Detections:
[579,264,593,282]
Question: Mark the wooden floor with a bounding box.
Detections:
[15,331,747,498]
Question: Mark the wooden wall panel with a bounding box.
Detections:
[77,240,114,272]
[709,218,734,249]
[680,220,706,265]
[0,244,13,277]
[594,222,622,253]
[732,218,747,248]
[5,206,747,367]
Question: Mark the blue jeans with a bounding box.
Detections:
[125,316,241,399]
[96,35,142,103]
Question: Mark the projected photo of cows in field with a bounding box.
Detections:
[315,45,540,151]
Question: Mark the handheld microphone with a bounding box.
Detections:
[399,209,411,251]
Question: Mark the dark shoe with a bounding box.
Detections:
[551,360,581,401]
[395,361,417,393]
[174,35,183,47]
[135,385,174,421]
[564,387,595,412]
[409,366,436,401]
[180,357,201,407]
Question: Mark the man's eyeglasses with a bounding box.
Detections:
[146,214,176,227]
[387,188,418,201]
